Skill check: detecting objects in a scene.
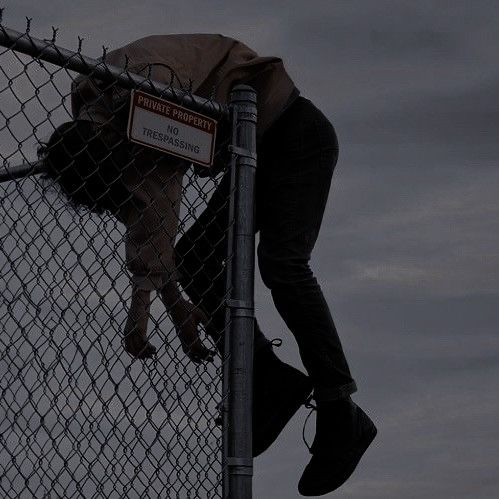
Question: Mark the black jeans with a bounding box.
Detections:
[175,96,357,402]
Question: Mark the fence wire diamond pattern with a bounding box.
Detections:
[0,17,243,499]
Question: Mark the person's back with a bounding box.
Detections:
[71,33,300,140]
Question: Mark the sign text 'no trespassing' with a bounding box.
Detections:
[127,90,217,167]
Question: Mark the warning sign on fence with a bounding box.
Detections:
[127,90,217,167]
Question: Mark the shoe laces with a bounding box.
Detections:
[302,393,317,454]
[268,337,319,454]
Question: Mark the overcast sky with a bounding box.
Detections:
[2,1,499,498]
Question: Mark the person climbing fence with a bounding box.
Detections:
[0,16,377,498]
[62,31,378,496]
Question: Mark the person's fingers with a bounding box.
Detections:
[126,339,157,359]
[189,341,211,360]
[194,344,215,362]
[186,352,203,364]
[177,313,214,363]
[142,342,158,358]
[183,337,215,363]
[189,351,214,364]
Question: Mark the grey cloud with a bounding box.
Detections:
[338,77,499,150]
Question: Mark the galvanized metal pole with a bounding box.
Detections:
[224,84,257,499]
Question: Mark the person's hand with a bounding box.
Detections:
[170,300,216,364]
[124,332,157,360]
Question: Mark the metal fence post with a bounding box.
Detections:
[225,84,257,499]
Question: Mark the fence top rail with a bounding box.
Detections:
[0,22,230,122]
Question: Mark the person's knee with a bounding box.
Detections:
[175,225,205,273]
[258,251,313,289]
[175,233,223,295]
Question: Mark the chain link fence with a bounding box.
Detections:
[0,15,256,499]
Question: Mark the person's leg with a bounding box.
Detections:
[257,96,376,494]
[256,96,357,403]
[174,169,272,356]
[175,167,313,457]
[119,146,186,285]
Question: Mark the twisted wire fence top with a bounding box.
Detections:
[0,15,236,499]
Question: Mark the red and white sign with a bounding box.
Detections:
[127,90,217,167]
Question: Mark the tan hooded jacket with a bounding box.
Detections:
[71,33,300,141]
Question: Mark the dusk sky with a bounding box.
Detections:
[1,1,498,498]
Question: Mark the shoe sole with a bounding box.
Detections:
[298,409,377,496]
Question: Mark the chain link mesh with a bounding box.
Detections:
[0,17,237,499]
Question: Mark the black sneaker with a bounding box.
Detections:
[214,339,313,457]
[252,343,313,457]
[298,398,377,496]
